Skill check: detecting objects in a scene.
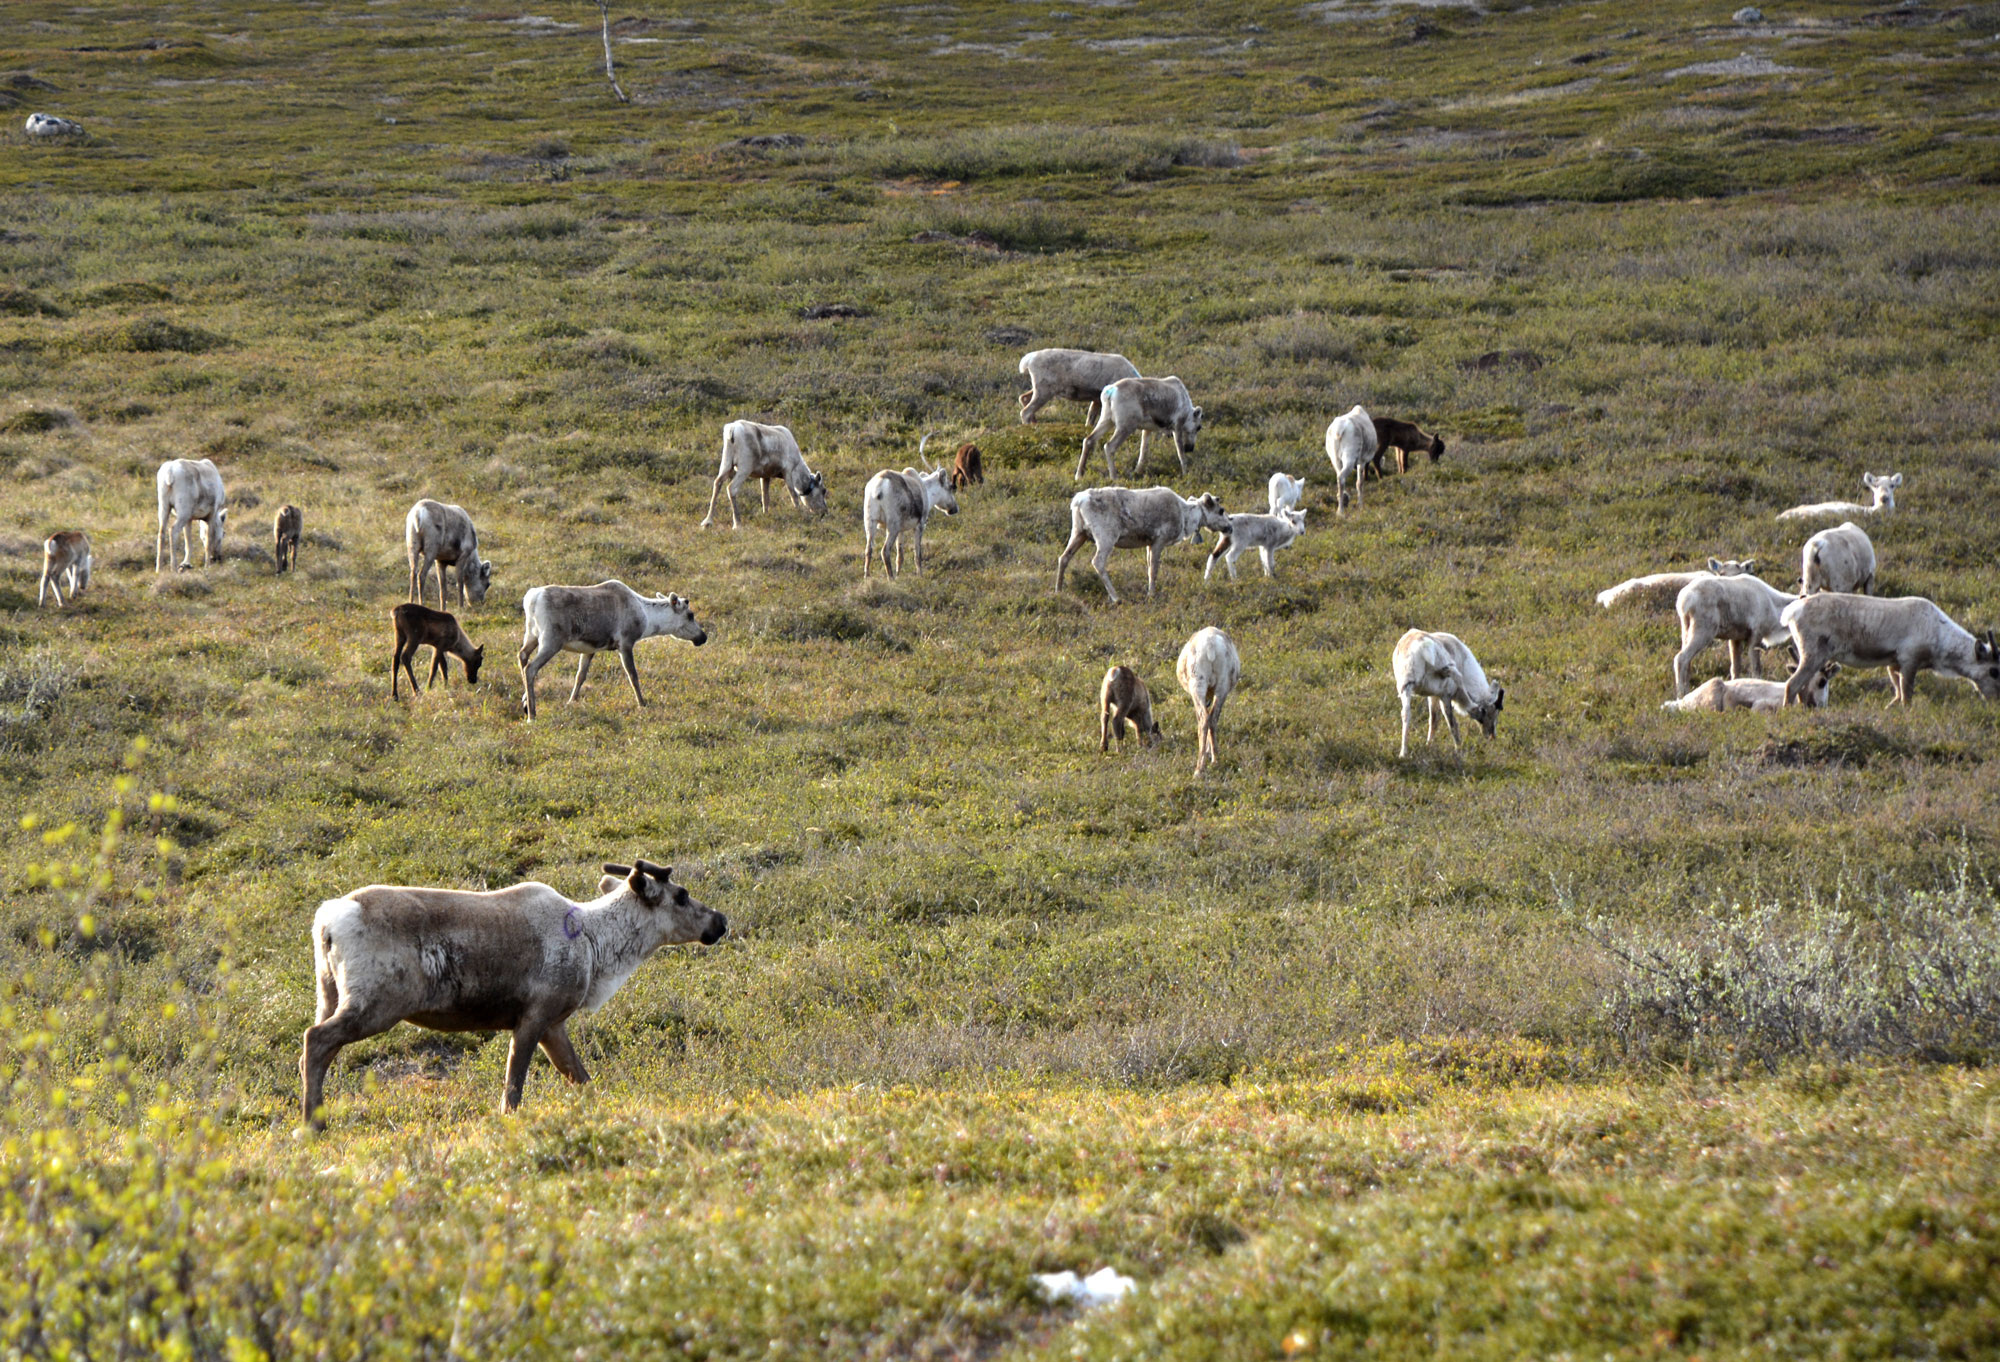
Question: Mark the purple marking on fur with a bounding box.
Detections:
[563,906,583,939]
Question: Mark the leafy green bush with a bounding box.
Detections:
[0,752,569,1360]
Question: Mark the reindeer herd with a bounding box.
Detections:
[21,346,1998,1126]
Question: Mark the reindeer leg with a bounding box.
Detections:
[1399,690,1414,758]
[1145,543,1161,599]
[1092,540,1121,606]
[701,469,729,529]
[1056,526,1088,593]
[617,646,646,708]
[301,1004,396,1131]
[725,469,750,530]
[568,653,594,703]
[520,642,564,720]
[538,1021,592,1085]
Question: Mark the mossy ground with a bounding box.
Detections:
[2,0,1999,1355]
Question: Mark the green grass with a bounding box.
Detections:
[3,0,2000,1354]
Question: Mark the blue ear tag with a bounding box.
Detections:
[564,906,584,939]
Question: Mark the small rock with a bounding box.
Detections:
[728,132,806,151]
[1733,6,1763,22]
[1463,348,1545,373]
[800,302,862,320]
[984,326,1031,346]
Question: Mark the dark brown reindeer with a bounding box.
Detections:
[950,443,984,490]
[1099,665,1163,751]
[273,504,302,573]
[391,603,484,698]
[1367,417,1446,478]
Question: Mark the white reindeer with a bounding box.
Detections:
[155,458,227,571]
[1777,471,1900,522]
[1176,626,1240,776]
[1393,629,1504,759]
[861,442,960,578]
[1267,472,1306,516]
[1204,509,1305,581]
[1325,405,1377,514]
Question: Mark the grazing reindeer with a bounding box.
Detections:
[38,531,91,608]
[1099,665,1163,751]
[1176,627,1241,776]
[861,450,959,579]
[1368,417,1446,477]
[1018,347,1140,429]
[155,458,227,571]
[1325,406,1377,514]
[1393,629,1503,760]
[1267,472,1306,516]
[1782,593,2000,707]
[405,499,491,608]
[951,442,984,490]
[391,603,485,698]
[273,504,303,574]
[702,420,829,530]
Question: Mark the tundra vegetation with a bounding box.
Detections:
[3,0,2000,1356]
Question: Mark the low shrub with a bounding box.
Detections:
[1578,870,2000,1065]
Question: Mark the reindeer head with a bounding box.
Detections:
[1796,661,1840,708]
[1193,493,1229,536]
[1429,436,1447,462]
[923,466,959,516]
[464,644,485,685]
[1467,687,1504,740]
[602,860,728,947]
[652,592,707,646]
[1708,557,1754,577]
[1974,630,2000,700]
[1863,471,1902,510]
[801,471,829,518]
[467,558,493,604]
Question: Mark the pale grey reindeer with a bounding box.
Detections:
[702,419,829,530]
[301,860,726,1126]
[861,437,960,578]
[518,580,707,719]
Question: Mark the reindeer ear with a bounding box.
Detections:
[627,862,667,906]
[1741,559,1755,574]
[1888,473,1903,488]
[602,863,632,877]
[1494,688,1505,712]
[1707,557,1724,573]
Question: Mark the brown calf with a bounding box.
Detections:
[1368,417,1446,477]
[1099,665,1162,751]
[38,530,91,608]
[391,602,484,697]
[950,443,984,490]
[273,504,303,573]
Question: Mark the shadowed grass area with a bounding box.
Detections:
[3,0,2000,1354]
